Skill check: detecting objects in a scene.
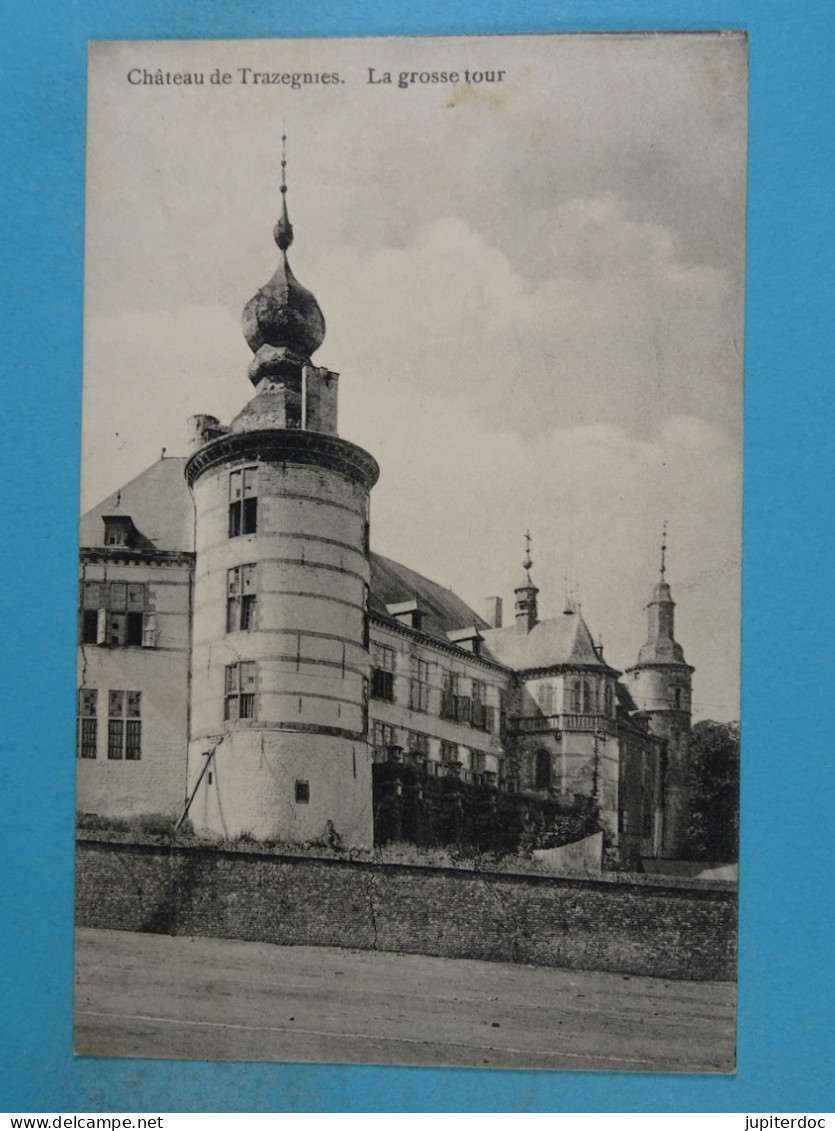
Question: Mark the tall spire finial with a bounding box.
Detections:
[523,529,533,573]
[660,520,668,580]
[274,128,294,252]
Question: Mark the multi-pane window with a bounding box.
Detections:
[107,690,141,760]
[470,679,484,728]
[471,750,487,775]
[77,689,98,759]
[537,682,555,714]
[440,740,458,763]
[227,564,257,632]
[295,780,310,804]
[371,643,396,701]
[373,721,396,751]
[407,731,429,758]
[228,467,258,537]
[604,683,614,716]
[571,679,594,713]
[440,671,456,720]
[81,581,153,647]
[224,661,257,720]
[499,689,508,737]
[410,657,430,713]
[454,686,472,725]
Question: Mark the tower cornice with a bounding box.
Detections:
[625,660,695,676]
[185,428,380,491]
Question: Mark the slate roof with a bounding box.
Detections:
[80,459,613,676]
[369,553,488,640]
[80,457,194,552]
[481,610,617,674]
[78,460,488,643]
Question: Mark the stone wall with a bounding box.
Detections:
[75,837,737,981]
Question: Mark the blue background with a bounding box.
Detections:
[1,0,832,1114]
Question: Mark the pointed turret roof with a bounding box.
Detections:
[631,526,692,669]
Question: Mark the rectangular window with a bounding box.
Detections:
[107,690,141,760]
[483,705,496,733]
[229,467,258,537]
[295,780,310,804]
[371,668,394,701]
[224,661,257,721]
[80,581,151,648]
[454,694,472,725]
[537,682,555,714]
[373,721,396,750]
[440,671,456,720]
[227,564,257,632]
[407,731,429,758]
[471,750,487,775]
[440,740,458,764]
[371,642,396,670]
[471,680,487,729]
[76,689,98,759]
[410,657,430,713]
[371,643,396,701]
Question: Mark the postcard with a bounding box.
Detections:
[74,32,744,1073]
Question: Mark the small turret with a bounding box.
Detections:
[625,525,694,857]
[514,530,539,633]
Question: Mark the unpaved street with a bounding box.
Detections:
[75,927,736,1072]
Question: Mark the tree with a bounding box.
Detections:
[685,720,740,861]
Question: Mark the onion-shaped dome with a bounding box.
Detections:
[241,156,325,384]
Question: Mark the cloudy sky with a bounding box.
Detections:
[83,33,747,720]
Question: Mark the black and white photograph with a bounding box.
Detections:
[75,32,744,1073]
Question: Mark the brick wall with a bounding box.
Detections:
[75,838,736,981]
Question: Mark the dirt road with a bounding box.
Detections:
[75,927,736,1072]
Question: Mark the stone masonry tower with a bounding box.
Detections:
[625,531,694,857]
[184,143,379,846]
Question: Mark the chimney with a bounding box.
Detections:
[484,596,503,628]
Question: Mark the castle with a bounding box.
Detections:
[76,153,694,869]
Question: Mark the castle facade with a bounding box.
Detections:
[77,161,693,869]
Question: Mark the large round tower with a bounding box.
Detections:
[625,533,694,857]
[184,146,378,846]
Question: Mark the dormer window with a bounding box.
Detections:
[102,514,138,548]
[386,599,424,631]
[446,626,484,656]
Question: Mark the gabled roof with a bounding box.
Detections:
[80,457,194,552]
[369,553,488,641]
[481,610,617,675]
[80,460,616,679]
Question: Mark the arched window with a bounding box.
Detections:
[537,682,555,714]
[604,683,614,716]
[534,749,551,790]
[674,687,682,709]
[579,679,592,713]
